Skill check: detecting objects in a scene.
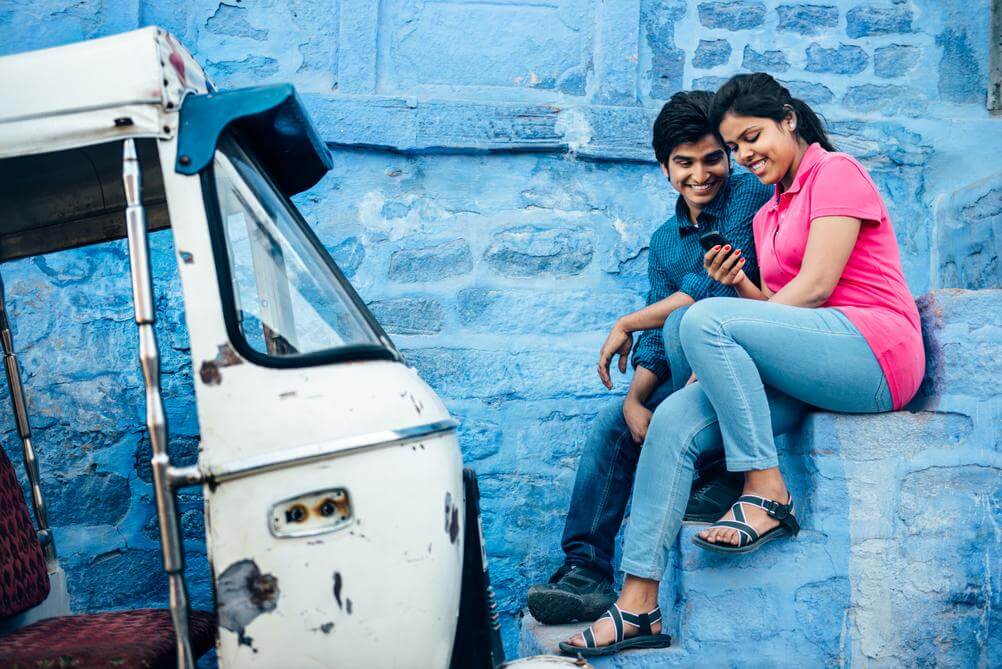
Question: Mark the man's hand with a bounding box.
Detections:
[623,399,653,444]
[687,372,698,385]
[597,323,633,389]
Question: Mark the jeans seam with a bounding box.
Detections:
[587,425,631,563]
[710,317,758,463]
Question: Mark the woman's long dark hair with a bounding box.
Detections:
[710,73,835,152]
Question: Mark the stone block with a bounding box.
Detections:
[483,225,593,278]
[845,5,914,38]
[387,239,473,283]
[936,28,986,104]
[842,84,927,116]
[917,290,1002,398]
[691,76,728,93]
[404,347,600,401]
[780,79,835,105]
[455,287,643,335]
[692,39,731,69]
[46,471,131,527]
[367,297,446,335]
[742,46,790,74]
[329,236,365,278]
[934,172,1002,290]
[873,44,920,79]
[805,42,868,75]
[775,4,839,35]
[697,1,766,31]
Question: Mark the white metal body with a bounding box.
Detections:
[2,29,469,668]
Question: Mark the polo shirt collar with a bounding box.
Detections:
[674,175,732,231]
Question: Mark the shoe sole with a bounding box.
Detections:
[527,588,615,625]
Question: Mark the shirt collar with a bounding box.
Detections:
[674,176,732,231]
[769,142,825,209]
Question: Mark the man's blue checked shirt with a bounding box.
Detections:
[631,171,773,381]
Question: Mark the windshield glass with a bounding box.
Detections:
[211,134,383,358]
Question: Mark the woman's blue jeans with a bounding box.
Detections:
[620,297,892,580]
[560,307,693,580]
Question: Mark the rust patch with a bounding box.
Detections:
[178,251,194,264]
[444,493,460,544]
[217,559,280,651]
[199,343,244,386]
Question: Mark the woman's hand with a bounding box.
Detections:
[622,398,653,444]
[704,245,747,286]
[597,322,633,389]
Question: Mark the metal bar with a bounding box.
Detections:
[122,139,195,669]
[206,419,458,484]
[0,274,56,563]
[168,465,204,489]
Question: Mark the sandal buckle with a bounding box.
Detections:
[768,501,790,520]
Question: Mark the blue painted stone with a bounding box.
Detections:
[329,236,365,278]
[775,4,839,35]
[641,2,687,98]
[483,226,593,278]
[46,472,131,526]
[692,39,731,69]
[842,84,927,116]
[936,28,985,103]
[846,5,914,38]
[367,297,446,335]
[387,239,474,283]
[874,44,920,78]
[781,79,835,105]
[805,42,869,75]
[742,45,790,73]
[204,4,267,41]
[692,76,728,92]
[697,1,766,30]
[455,287,642,334]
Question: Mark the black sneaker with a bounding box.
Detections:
[527,564,617,625]
[684,467,744,523]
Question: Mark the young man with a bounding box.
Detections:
[527,90,772,625]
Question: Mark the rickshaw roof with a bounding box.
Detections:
[0,27,208,160]
[0,28,333,262]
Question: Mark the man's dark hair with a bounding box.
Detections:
[651,90,716,166]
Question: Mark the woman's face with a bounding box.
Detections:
[718,110,800,187]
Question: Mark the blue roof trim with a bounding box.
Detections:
[175,84,333,196]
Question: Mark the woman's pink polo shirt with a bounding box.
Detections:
[753,143,925,409]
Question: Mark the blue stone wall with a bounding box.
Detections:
[0,0,1000,662]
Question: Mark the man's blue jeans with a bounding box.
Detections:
[560,307,692,580]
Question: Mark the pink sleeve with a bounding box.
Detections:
[810,156,883,223]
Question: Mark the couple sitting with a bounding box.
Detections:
[526,73,925,658]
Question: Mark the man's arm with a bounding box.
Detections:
[598,291,694,389]
[622,365,660,444]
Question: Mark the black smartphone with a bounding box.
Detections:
[698,230,731,252]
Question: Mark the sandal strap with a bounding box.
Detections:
[736,494,795,520]
[618,605,662,637]
[712,519,759,545]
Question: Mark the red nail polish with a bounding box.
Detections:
[712,245,720,251]
[734,250,741,256]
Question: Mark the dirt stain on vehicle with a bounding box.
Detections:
[444,492,460,544]
[217,559,280,652]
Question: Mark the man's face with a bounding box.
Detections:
[661,134,729,210]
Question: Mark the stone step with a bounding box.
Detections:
[520,392,1001,666]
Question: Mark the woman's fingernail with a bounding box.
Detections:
[723,245,731,251]
[712,245,720,251]
[734,250,741,256]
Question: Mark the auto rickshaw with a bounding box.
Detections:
[0,27,585,669]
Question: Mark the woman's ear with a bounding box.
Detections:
[783,104,797,133]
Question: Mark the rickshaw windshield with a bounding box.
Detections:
[208,133,386,362]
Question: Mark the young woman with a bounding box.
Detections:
[560,73,924,657]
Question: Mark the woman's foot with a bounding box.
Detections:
[563,577,660,649]
[698,468,789,546]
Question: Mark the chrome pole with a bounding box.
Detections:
[122,139,195,669]
[0,274,56,563]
